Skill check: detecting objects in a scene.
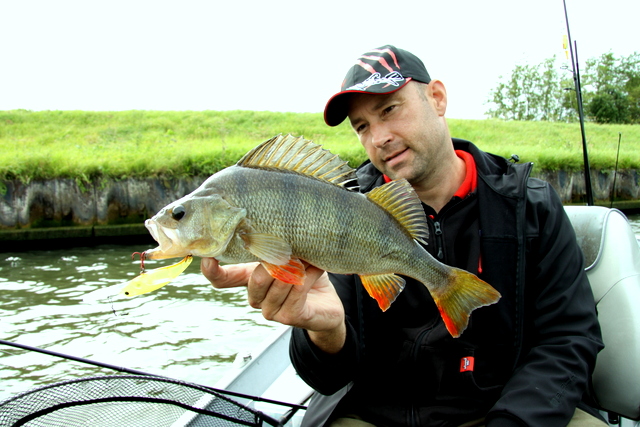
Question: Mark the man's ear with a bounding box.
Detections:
[429,80,448,116]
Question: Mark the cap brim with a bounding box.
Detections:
[323,78,412,127]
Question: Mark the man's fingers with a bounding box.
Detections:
[201,258,258,289]
[200,258,224,284]
[247,263,303,317]
[249,263,330,324]
[246,263,278,308]
[300,264,325,288]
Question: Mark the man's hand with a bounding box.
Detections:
[201,257,259,289]
[201,258,346,354]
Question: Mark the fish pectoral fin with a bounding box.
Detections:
[242,233,293,265]
[262,257,306,286]
[119,255,193,297]
[430,268,501,338]
[359,273,406,312]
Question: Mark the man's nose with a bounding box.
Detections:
[370,123,392,148]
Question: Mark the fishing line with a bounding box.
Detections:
[109,295,118,316]
[107,295,128,316]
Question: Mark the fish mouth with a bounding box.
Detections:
[144,219,185,259]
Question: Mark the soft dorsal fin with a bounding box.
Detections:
[366,179,429,245]
[237,134,357,188]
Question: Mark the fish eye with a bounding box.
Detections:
[171,205,186,221]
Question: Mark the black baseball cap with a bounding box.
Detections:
[324,45,431,127]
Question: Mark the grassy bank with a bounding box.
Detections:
[1,110,639,182]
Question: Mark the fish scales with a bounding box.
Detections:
[215,165,414,275]
[141,134,501,337]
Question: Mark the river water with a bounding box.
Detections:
[1,214,639,403]
[0,243,278,402]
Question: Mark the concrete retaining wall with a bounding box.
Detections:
[536,169,639,206]
[0,169,638,232]
[0,177,204,229]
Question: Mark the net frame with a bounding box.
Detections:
[0,375,284,427]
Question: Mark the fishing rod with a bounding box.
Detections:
[563,0,594,206]
[610,132,622,208]
[0,339,156,377]
[0,339,307,413]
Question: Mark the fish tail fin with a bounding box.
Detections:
[431,268,501,338]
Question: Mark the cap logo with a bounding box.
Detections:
[345,71,405,91]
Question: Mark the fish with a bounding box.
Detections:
[142,134,501,337]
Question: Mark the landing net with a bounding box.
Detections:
[0,375,283,427]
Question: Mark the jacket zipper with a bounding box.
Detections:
[433,220,445,261]
[409,217,447,424]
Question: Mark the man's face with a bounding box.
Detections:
[347,81,449,186]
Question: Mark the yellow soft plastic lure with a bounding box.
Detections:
[119,255,193,297]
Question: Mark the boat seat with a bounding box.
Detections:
[565,206,640,420]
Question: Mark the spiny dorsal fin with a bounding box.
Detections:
[237,134,358,188]
[366,179,429,245]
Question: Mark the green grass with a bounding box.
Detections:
[1,110,638,183]
[449,119,639,171]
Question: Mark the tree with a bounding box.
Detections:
[486,57,567,121]
[486,52,640,124]
[582,52,640,124]
[587,89,629,124]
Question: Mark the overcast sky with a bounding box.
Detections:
[1,0,638,120]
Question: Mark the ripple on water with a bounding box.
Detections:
[76,263,109,273]
[1,246,259,402]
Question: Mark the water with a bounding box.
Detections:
[630,213,640,237]
[0,244,278,402]
[1,214,639,404]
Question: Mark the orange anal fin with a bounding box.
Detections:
[431,268,501,338]
[262,257,306,286]
[359,273,406,311]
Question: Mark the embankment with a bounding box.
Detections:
[1,169,638,250]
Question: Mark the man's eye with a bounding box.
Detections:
[383,105,396,115]
[356,124,367,134]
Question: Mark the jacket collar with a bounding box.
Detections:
[355,138,532,198]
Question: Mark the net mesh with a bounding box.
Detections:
[0,375,282,427]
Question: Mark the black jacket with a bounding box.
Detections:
[290,139,604,426]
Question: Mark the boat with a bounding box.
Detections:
[1,205,637,427]
[211,325,313,426]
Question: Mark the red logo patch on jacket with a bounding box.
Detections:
[460,356,475,372]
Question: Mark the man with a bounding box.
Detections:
[202,45,605,426]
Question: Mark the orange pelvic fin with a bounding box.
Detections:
[432,268,501,338]
[262,257,306,286]
[359,273,406,311]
